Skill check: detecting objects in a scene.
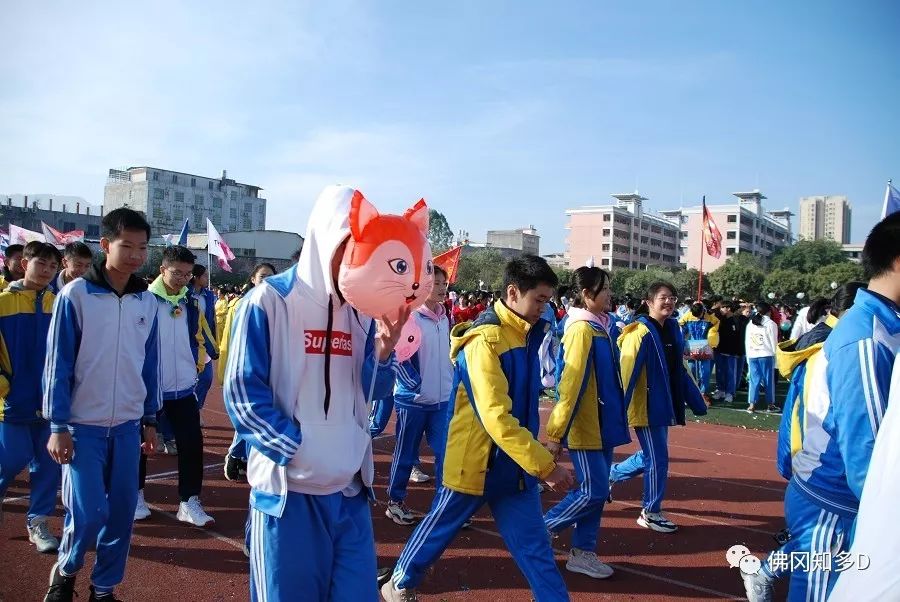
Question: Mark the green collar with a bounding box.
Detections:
[149,276,189,307]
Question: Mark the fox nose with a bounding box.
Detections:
[412,282,420,290]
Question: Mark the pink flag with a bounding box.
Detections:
[41,222,84,248]
[206,218,235,272]
[9,224,46,245]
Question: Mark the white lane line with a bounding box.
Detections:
[140,502,246,553]
[668,443,773,463]
[667,470,785,494]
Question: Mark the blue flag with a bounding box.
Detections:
[177,218,190,246]
[883,181,900,219]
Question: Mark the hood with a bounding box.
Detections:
[83,261,147,296]
[565,306,608,333]
[449,301,534,362]
[297,185,356,303]
[417,301,446,322]
[775,316,837,378]
[620,317,649,338]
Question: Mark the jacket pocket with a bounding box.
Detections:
[286,420,370,491]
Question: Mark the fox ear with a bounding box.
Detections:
[349,190,380,239]
[404,198,429,237]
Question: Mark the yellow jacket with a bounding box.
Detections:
[678,311,720,349]
[214,297,230,346]
[216,296,244,385]
[442,301,556,496]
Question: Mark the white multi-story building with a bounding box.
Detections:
[103,167,266,235]
[798,195,851,243]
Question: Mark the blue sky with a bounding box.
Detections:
[2,1,897,250]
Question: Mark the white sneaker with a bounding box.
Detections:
[177,496,214,527]
[637,509,678,533]
[712,391,725,400]
[380,580,418,601]
[134,490,151,521]
[27,516,60,553]
[742,570,774,602]
[385,501,416,525]
[724,394,734,403]
[408,466,430,483]
[164,440,178,455]
[566,548,614,579]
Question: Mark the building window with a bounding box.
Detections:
[726,247,736,256]
[153,188,164,200]
[230,191,238,202]
[213,196,222,208]
[244,203,252,213]
[172,174,178,184]
[208,181,213,190]
[258,204,264,214]
[86,225,99,237]
[191,178,196,187]
[602,244,610,251]
[727,214,737,223]
[602,228,611,236]
[727,231,736,239]
[175,191,185,203]
[194,194,204,206]
[243,219,252,230]
[230,208,237,219]
[603,214,611,222]
[152,171,159,181]
[194,212,203,226]
[601,258,610,266]
[680,215,688,224]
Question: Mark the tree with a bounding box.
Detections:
[455,248,505,291]
[708,254,766,300]
[809,263,866,297]
[622,268,675,298]
[427,209,454,254]
[770,239,847,273]
[553,268,574,287]
[670,268,711,301]
[762,269,809,299]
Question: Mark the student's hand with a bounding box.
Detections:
[47,431,74,465]
[142,425,157,455]
[545,441,562,460]
[543,464,574,492]
[374,305,412,362]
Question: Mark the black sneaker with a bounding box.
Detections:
[88,587,122,602]
[44,562,76,602]
[377,566,393,588]
[224,454,247,482]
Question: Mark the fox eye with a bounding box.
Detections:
[407,335,415,343]
[388,258,409,275]
[425,260,434,276]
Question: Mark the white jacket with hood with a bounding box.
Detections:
[223,185,396,517]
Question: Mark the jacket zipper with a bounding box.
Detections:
[109,296,122,434]
[323,296,334,417]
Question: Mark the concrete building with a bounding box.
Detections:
[1,194,102,238]
[798,195,851,243]
[660,190,792,271]
[104,167,266,237]
[842,243,863,264]
[486,226,540,255]
[542,252,568,269]
[185,229,302,261]
[565,193,681,270]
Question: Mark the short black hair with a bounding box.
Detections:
[102,208,151,241]
[570,266,610,308]
[862,212,900,280]
[433,265,448,281]
[162,245,196,265]
[63,241,93,260]
[690,302,705,318]
[191,264,207,278]
[503,254,558,294]
[23,241,63,263]
[646,281,677,301]
[4,244,24,258]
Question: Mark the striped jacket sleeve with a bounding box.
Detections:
[362,320,396,402]
[223,291,302,465]
[42,291,82,432]
[141,306,162,424]
[826,338,894,499]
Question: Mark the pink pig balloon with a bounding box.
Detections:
[394,317,422,363]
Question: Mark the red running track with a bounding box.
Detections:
[0,388,788,601]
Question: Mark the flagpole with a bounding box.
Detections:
[697,196,705,301]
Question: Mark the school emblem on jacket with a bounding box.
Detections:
[137,316,147,326]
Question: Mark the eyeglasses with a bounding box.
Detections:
[166,268,192,279]
[655,295,678,303]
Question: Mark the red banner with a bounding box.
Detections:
[434,246,463,284]
[702,201,722,259]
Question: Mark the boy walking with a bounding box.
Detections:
[42,208,161,602]
[383,255,573,602]
[0,241,63,552]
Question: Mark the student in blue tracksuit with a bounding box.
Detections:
[383,256,573,602]
[385,266,453,525]
[743,282,865,601]
[49,242,92,295]
[543,266,629,580]
[609,281,707,534]
[745,215,900,602]
[0,242,62,554]
[223,186,402,602]
[679,302,719,397]
[190,264,218,412]
[43,208,161,602]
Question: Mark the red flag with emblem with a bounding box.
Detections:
[433,245,463,284]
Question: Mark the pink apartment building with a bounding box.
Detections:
[565,190,793,272]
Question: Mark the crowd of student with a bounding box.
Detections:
[0,190,897,601]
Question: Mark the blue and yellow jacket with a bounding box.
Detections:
[443,301,556,497]
[618,315,707,427]
[679,311,720,350]
[547,309,629,450]
[774,316,836,480]
[0,282,55,423]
